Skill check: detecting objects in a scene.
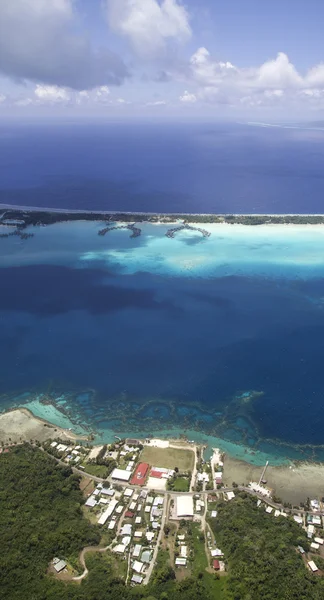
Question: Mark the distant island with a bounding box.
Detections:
[2,206,324,234]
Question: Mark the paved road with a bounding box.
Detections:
[45,449,323,518]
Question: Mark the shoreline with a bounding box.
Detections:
[222,454,324,504]
[2,206,324,228]
[1,406,324,503]
[0,407,88,445]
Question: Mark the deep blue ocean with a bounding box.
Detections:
[2,122,324,464]
[1,121,324,213]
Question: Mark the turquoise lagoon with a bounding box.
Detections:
[2,220,324,465]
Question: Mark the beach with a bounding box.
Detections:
[223,455,324,504]
[0,408,83,445]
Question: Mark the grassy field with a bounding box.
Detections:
[170,476,190,492]
[81,462,109,478]
[140,446,194,471]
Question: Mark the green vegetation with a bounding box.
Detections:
[210,492,324,600]
[190,522,208,573]
[0,444,223,600]
[167,475,190,492]
[151,547,224,600]
[80,462,111,478]
[0,444,100,599]
[4,209,324,230]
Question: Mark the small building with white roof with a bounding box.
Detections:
[176,495,194,518]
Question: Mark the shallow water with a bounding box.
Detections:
[2,221,324,464]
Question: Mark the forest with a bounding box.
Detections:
[211,492,324,600]
[0,445,222,600]
[2,446,323,600]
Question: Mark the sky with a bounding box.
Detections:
[1,0,324,120]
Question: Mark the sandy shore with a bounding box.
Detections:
[0,408,83,444]
[223,455,324,504]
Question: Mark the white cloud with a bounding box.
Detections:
[306,64,324,87]
[180,47,324,111]
[190,47,236,87]
[179,90,197,103]
[146,100,167,105]
[0,0,128,89]
[34,84,70,103]
[0,93,6,103]
[107,0,191,57]
[15,97,33,106]
[255,52,302,88]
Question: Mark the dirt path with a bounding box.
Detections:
[71,503,129,581]
[190,445,198,491]
[143,494,169,585]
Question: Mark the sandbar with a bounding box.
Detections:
[0,408,83,445]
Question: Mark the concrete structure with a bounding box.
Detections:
[211,548,223,557]
[122,536,131,547]
[311,542,320,551]
[308,561,318,572]
[113,544,126,554]
[85,495,97,508]
[132,544,142,558]
[98,500,118,525]
[197,472,209,483]
[131,574,143,584]
[176,495,194,518]
[133,561,144,573]
[141,550,152,563]
[227,492,235,501]
[249,482,271,497]
[124,488,134,497]
[53,559,67,573]
[111,468,131,482]
[120,524,132,536]
[294,516,303,525]
[101,488,114,496]
[175,558,187,566]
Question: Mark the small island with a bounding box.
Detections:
[2,206,324,236]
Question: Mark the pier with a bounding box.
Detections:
[259,460,269,485]
[165,224,211,239]
[98,223,141,238]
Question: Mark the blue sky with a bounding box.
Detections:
[1,0,324,119]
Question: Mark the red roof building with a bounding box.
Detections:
[125,511,134,518]
[150,469,163,479]
[130,462,149,486]
[213,560,220,570]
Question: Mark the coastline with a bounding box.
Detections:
[1,406,323,503]
[222,454,324,504]
[0,407,87,445]
[2,206,324,228]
